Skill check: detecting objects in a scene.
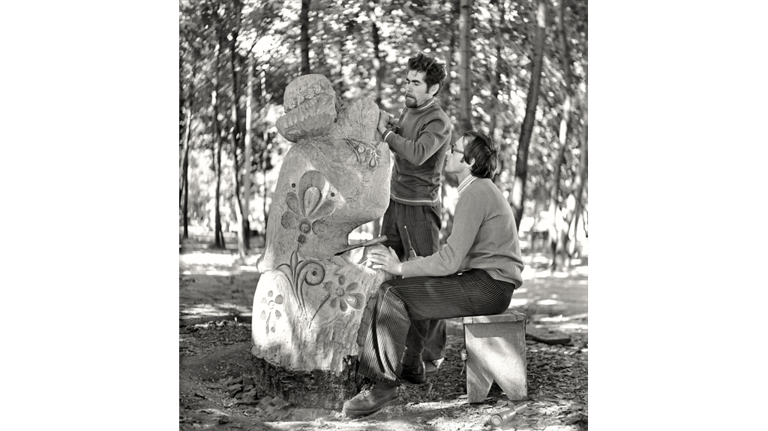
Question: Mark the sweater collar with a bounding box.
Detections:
[457,175,478,196]
[411,98,436,112]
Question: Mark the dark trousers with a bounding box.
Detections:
[356,269,516,383]
[379,199,446,363]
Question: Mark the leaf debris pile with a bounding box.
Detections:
[180,319,588,430]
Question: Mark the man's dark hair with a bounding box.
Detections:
[461,131,498,179]
[407,53,447,95]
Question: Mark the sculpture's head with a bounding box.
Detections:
[276,74,338,143]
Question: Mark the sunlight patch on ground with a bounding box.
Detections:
[536,299,562,306]
[182,304,250,316]
[508,298,530,307]
[558,322,588,331]
[398,399,466,412]
[574,267,588,277]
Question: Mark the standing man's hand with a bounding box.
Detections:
[377,110,393,135]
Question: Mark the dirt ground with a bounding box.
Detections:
[179,236,588,430]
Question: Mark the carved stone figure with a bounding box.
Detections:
[252,74,392,374]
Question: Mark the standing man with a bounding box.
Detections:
[375,52,455,383]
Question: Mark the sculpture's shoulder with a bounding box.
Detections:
[332,98,379,142]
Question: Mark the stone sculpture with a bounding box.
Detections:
[252,74,392,374]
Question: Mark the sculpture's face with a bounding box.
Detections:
[404,70,436,108]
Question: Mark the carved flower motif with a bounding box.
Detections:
[280,170,336,244]
[259,289,285,334]
[324,278,365,313]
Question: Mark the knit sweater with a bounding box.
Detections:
[382,98,452,206]
[401,176,524,287]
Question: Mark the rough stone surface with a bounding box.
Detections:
[252,74,393,373]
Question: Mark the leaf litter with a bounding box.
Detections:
[180,319,588,430]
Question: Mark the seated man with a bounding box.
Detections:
[343,131,525,418]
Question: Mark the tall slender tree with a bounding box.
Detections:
[457,0,473,134]
[511,0,546,226]
[243,51,254,249]
[300,0,311,75]
[180,97,193,239]
[548,0,576,270]
[569,64,587,258]
[227,0,249,259]
[212,37,225,248]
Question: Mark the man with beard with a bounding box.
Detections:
[374,52,455,384]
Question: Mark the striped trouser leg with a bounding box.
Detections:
[356,282,411,383]
[356,269,515,383]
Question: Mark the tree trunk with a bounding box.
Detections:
[550,0,574,270]
[488,0,505,143]
[229,16,248,260]
[547,141,567,271]
[261,68,270,234]
[231,106,246,259]
[212,40,225,249]
[180,99,191,205]
[181,99,192,239]
[244,52,254,249]
[457,0,472,134]
[569,65,587,258]
[369,7,383,237]
[300,0,311,75]
[511,0,546,226]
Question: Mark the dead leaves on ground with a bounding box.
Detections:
[180,321,588,430]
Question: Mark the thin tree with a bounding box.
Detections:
[300,0,311,75]
[488,0,505,144]
[568,63,587,259]
[212,37,226,249]
[368,3,384,236]
[179,97,189,204]
[260,67,270,232]
[511,0,546,226]
[549,0,575,271]
[243,50,254,250]
[228,0,249,259]
[180,97,193,239]
[457,0,473,134]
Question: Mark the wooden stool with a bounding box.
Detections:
[463,311,527,403]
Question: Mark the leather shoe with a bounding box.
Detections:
[400,361,426,384]
[342,386,398,419]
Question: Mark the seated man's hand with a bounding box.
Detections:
[368,247,403,276]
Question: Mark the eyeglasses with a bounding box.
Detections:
[450,147,464,155]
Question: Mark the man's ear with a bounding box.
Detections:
[428,83,439,97]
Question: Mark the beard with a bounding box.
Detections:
[405,95,417,108]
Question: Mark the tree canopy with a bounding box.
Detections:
[179,0,588,265]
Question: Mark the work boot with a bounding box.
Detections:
[342,382,398,419]
[399,361,426,384]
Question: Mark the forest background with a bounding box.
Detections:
[179,0,588,266]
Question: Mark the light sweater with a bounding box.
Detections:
[401,176,524,287]
[382,98,452,206]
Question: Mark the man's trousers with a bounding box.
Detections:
[356,269,516,383]
[379,199,446,364]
